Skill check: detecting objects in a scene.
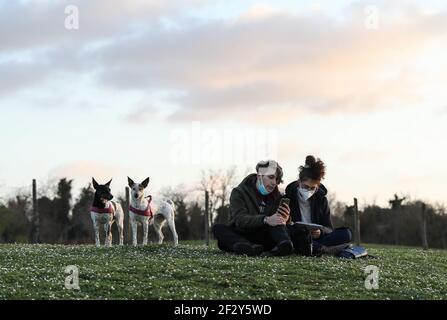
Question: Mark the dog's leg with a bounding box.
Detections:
[109,225,113,246]
[153,218,164,244]
[118,222,124,246]
[92,217,100,247]
[131,218,138,246]
[108,227,113,246]
[116,211,124,246]
[142,219,149,245]
[104,223,112,247]
[108,222,113,246]
[166,217,179,246]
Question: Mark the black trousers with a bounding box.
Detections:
[212,223,307,252]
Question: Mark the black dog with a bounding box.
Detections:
[90,178,124,246]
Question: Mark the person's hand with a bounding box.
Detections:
[265,213,286,226]
[311,229,321,239]
[276,203,290,220]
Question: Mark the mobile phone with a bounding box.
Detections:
[279,198,290,208]
[278,198,291,220]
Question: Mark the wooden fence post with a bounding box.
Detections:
[32,179,40,244]
[354,198,360,246]
[205,191,210,246]
[421,202,428,250]
[125,187,130,245]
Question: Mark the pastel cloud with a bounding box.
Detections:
[49,161,128,182]
[95,4,447,122]
[1,0,446,124]
[0,0,202,96]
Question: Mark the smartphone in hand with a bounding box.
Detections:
[278,198,291,221]
[279,198,290,208]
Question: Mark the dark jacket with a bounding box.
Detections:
[285,181,333,235]
[229,174,281,233]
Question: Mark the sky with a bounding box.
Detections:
[0,0,446,207]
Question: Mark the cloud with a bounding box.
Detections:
[0,0,203,95]
[0,61,49,95]
[49,161,128,182]
[124,104,160,124]
[1,1,447,122]
[237,3,281,21]
[95,4,447,122]
[0,0,199,53]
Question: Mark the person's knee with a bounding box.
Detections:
[339,227,352,243]
[287,223,303,235]
[212,224,227,237]
[217,240,230,252]
[269,225,288,232]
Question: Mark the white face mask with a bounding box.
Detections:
[298,186,316,201]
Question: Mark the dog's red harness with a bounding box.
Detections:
[129,196,153,218]
[91,204,115,215]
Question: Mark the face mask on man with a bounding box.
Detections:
[257,179,270,196]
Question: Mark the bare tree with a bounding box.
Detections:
[389,194,407,245]
[37,178,58,199]
[0,181,5,205]
[200,169,221,222]
[160,185,189,205]
[217,166,237,208]
[200,167,242,218]
[327,192,346,218]
[11,194,32,218]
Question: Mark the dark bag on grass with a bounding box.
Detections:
[338,246,368,259]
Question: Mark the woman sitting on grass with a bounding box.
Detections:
[285,155,352,256]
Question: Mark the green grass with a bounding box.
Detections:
[0,242,446,300]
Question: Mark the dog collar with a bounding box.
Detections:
[130,203,153,218]
[91,205,115,214]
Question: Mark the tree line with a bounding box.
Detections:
[1,172,446,249]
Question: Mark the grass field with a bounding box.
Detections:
[0,242,446,300]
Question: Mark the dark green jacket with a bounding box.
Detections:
[229,174,281,233]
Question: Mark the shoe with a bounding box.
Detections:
[232,242,264,256]
[293,230,313,256]
[260,251,274,257]
[270,240,294,256]
[321,243,352,256]
[298,243,313,257]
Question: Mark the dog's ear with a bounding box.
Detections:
[141,177,150,189]
[92,177,99,190]
[105,179,112,187]
[128,177,135,188]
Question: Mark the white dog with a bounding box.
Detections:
[128,177,179,246]
[90,178,124,246]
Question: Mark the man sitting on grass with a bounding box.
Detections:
[212,160,310,257]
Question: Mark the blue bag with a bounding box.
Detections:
[338,246,369,259]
